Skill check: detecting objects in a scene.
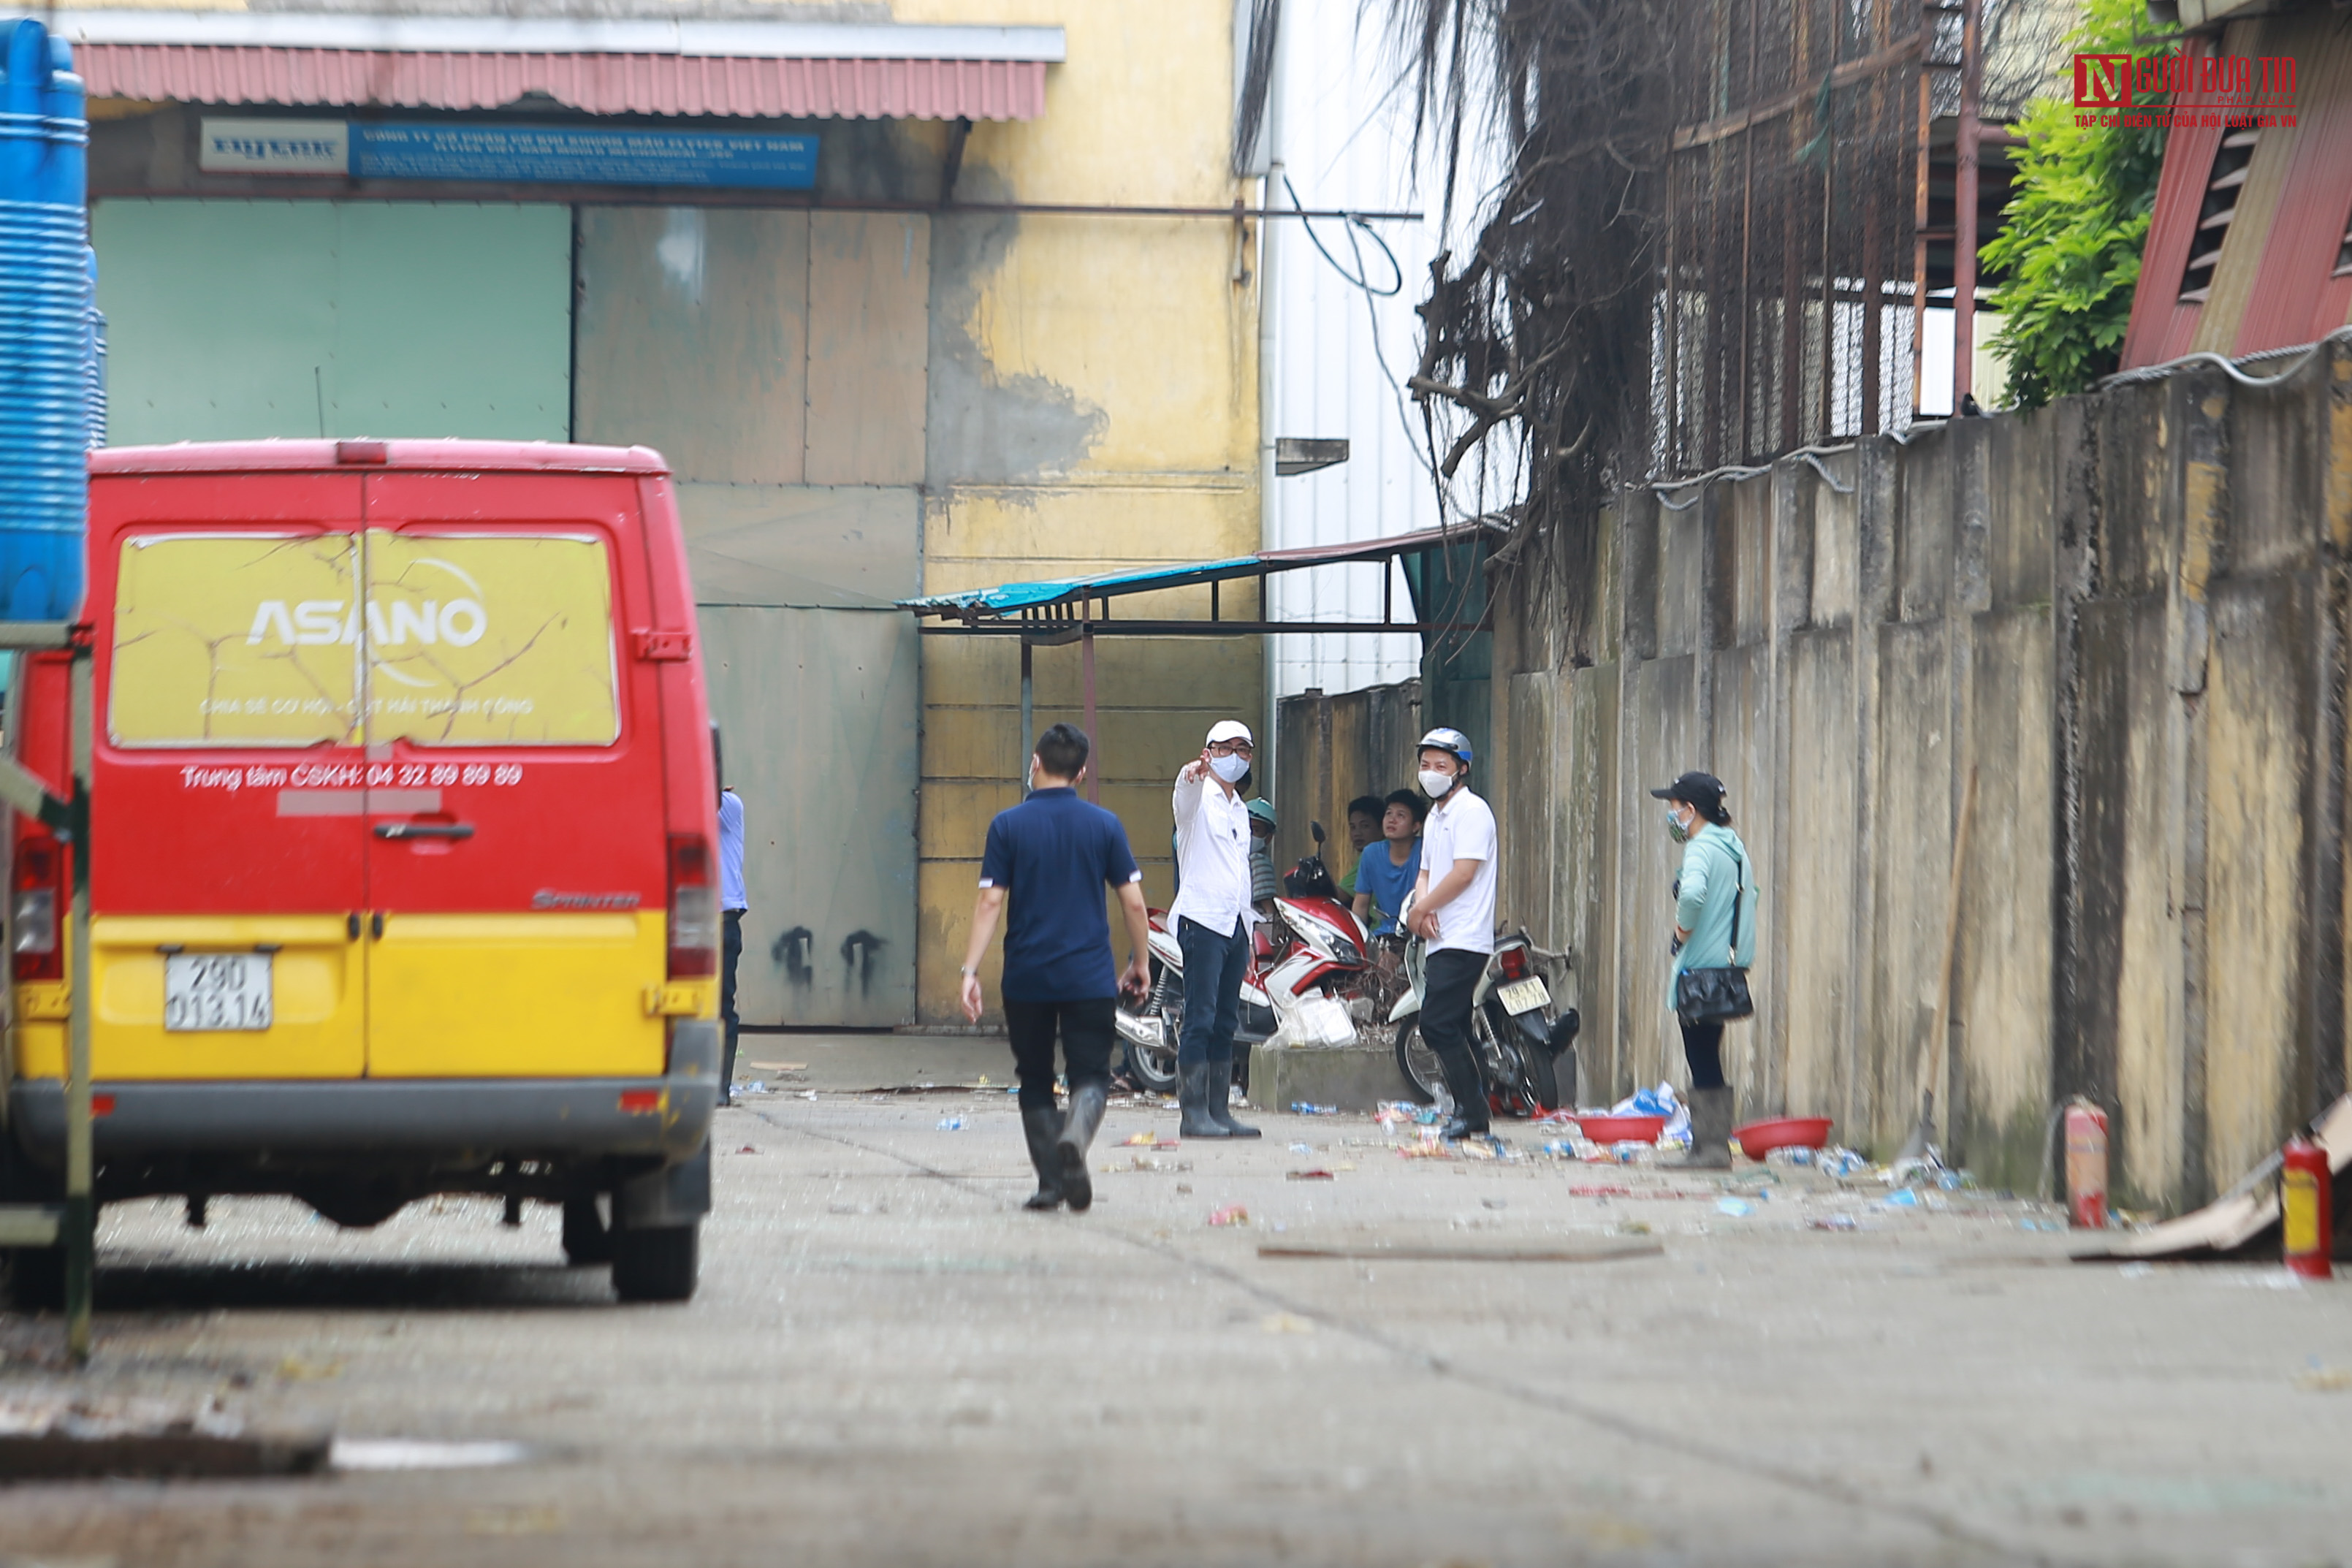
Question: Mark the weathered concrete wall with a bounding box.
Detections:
[1272,680,1425,877]
[909,0,1266,1023]
[1487,344,2352,1211]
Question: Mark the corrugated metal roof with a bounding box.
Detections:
[79,45,1048,120]
[899,530,1483,620]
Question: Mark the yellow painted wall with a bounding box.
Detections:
[899,0,1266,1022]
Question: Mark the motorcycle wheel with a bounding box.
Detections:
[1119,971,1181,1094]
[1522,1038,1560,1114]
[1485,1002,1560,1115]
[1392,1019,1447,1103]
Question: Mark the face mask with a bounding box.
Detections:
[1419,768,1454,799]
[1209,752,1249,784]
[1665,806,1691,844]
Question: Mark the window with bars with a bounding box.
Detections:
[2180,128,2260,302]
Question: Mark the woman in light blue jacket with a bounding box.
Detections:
[1651,770,1755,1169]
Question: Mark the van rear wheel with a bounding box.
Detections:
[612,1222,699,1302]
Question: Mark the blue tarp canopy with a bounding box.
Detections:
[897,527,1493,633]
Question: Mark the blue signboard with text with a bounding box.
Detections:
[348,122,818,190]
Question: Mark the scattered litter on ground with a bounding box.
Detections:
[1121,1133,1179,1149]
[1290,1103,1338,1116]
[1376,1101,1442,1128]
[2295,1365,2352,1393]
[799,1090,818,1101]
[1209,1206,1249,1227]
[1289,1142,1315,1154]
[1260,1313,1315,1333]
[734,1144,758,1154]
[1618,1220,1652,1235]
[1716,1198,1753,1217]
[1773,1144,1873,1179]
[1884,1189,1921,1209]
[746,1060,806,1074]
[1287,1169,1336,1181]
[1808,1214,1861,1231]
[734,1081,771,1096]
[1174,1183,1193,1194]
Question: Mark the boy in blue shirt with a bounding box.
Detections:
[958,724,1152,1212]
[1350,788,1425,937]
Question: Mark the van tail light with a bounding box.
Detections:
[667,833,718,979]
[1496,944,1529,982]
[12,829,63,982]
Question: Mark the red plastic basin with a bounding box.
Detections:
[1572,1114,1667,1144]
[1734,1116,1834,1160]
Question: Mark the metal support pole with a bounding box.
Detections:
[1019,639,1034,793]
[1953,0,1982,408]
[1080,623,1099,805]
[1911,2,1934,416]
[64,642,94,1363]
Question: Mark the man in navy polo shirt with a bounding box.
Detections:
[958,723,1152,1213]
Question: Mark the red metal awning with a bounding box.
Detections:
[79,47,1046,120]
[59,12,1061,121]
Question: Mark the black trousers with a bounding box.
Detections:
[1004,997,1116,1111]
[720,910,745,1089]
[1419,948,1489,1127]
[1681,1019,1726,1090]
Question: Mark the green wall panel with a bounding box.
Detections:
[94,199,571,446]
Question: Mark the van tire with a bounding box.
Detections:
[562,1198,613,1266]
[612,1222,698,1303]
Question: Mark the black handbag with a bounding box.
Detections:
[1674,843,1754,1025]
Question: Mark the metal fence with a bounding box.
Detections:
[1651,0,2060,474]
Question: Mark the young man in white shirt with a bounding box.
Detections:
[1168,719,1263,1140]
[1404,727,1498,1140]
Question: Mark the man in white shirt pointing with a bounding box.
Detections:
[1168,720,1263,1140]
[1406,727,1499,1141]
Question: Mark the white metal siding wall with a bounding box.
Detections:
[1262,0,1515,701]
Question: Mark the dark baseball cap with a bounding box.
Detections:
[1650,771,1727,815]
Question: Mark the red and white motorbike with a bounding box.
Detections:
[1115,823,1371,1093]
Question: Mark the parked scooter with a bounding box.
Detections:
[1388,894,1580,1117]
[1116,823,1374,1092]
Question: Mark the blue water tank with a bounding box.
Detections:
[0,18,90,621]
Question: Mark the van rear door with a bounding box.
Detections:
[356,471,668,1078]
[90,473,369,1080]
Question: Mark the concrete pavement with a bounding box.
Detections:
[3,1036,2351,1566]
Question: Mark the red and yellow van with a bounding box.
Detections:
[0,440,720,1302]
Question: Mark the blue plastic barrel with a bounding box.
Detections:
[0,18,90,620]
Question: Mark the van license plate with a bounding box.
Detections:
[164,954,273,1032]
[1497,976,1550,1016]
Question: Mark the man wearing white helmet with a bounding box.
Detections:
[1406,726,1499,1140]
[1167,720,1264,1139]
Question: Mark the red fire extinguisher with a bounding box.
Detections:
[2283,1133,2332,1282]
[2064,1100,2109,1230]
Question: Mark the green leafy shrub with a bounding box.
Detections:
[1982,0,2178,408]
